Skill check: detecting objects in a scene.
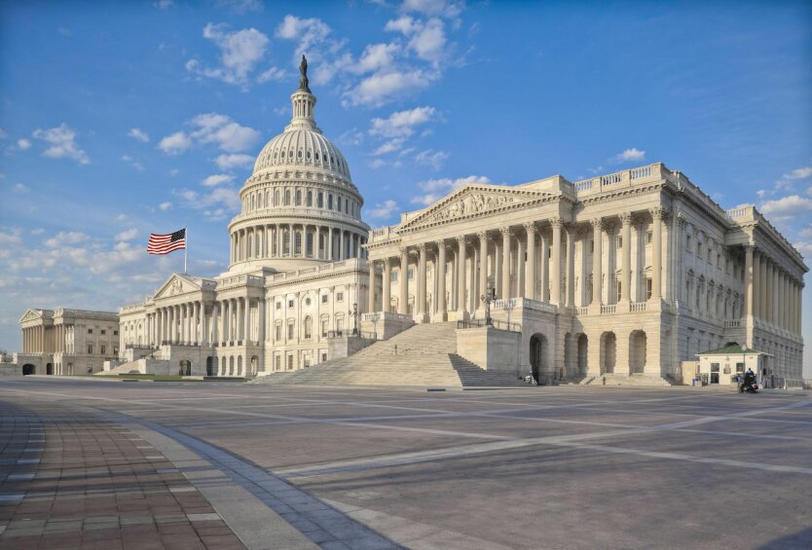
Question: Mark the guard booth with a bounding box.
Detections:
[696,343,770,387]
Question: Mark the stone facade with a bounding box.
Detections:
[12,308,120,375]
[364,165,807,384]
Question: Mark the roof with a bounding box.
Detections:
[697,343,768,356]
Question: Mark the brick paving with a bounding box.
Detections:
[0,399,245,550]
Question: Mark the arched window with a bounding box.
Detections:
[303,316,313,339]
[306,232,313,256]
[295,231,302,255]
[317,192,324,208]
[328,194,333,209]
[274,189,280,206]
[295,190,302,206]
[307,190,313,207]
[283,230,290,255]
[337,196,342,212]
[285,189,291,205]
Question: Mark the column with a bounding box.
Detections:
[759,255,768,321]
[383,258,392,313]
[245,298,252,344]
[500,227,511,300]
[368,261,377,313]
[551,218,562,306]
[436,241,447,320]
[651,208,664,302]
[524,224,536,300]
[540,231,548,302]
[478,233,488,303]
[457,236,467,315]
[315,226,321,259]
[417,244,428,321]
[516,231,525,298]
[339,230,345,260]
[752,251,761,320]
[620,213,632,304]
[211,302,219,345]
[766,262,774,323]
[328,227,334,260]
[566,224,576,307]
[744,244,754,319]
[591,218,603,308]
[398,247,409,315]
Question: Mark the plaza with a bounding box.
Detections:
[1,377,811,549]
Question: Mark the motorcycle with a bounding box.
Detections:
[738,377,759,393]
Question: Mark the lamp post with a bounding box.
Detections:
[369,312,380,340]
[351,303,359,335]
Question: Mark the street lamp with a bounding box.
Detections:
[480,287,496,326]
[369,312,380,340]
[351,303,359,335]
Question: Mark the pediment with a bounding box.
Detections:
[399,185,553,233]
[153,274,202,300]
[19,309,42,323]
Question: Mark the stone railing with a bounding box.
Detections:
[573,163,664,197]
[577,306,589,315]
[725,206,752,219]
[600,304,617,314]
[361,311,412,322]
[367,224,400,244]
[724,319,742,328]
[631,302,648,312]
[492,297,557,314]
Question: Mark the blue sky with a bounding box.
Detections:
[1,0,811,372]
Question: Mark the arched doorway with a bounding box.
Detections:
[577,334,588,375]
[46,363,53,375]
[237,356,243,376]
[250,355,259,376]
[179,360,191,376]
[600,332,616,374]
[629,330,647,374]
[22,364,35,375]
[206,356,215,376]
[529,333,548,382]
[228,356,235,376]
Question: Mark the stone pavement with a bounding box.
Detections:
[1,378,812,549]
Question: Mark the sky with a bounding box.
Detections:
[0,0,810,373]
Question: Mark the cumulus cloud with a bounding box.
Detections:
[216,0,263,13]
[276,15,331,61]
[121,155,145,171]
[414,149,449,170]
[214,153,254,170]
[154,0,174,9]
[760,195,812,221]
[32,123,90,164]
[201,174,235,187]
[411,175,491,205]
[368,199,400,219]
[257,66,288,83]
[158,202,172,211]
[370,106,436,139]
[44,231,90,248]
[386,17,447,63]
[612,148,646,163]
[186,23,270,89]
[173,186,241,221]
[401,0,465,19]
[128,128,150,142]
[158,113,260,155]
[16,139,31,150]
[346,69,435,107]
[116,228,138,241]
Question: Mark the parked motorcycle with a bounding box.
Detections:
[738,379,759,393]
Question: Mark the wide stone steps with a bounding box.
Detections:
[257,322,525,387]
[584,373,674,387]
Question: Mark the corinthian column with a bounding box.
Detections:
[591,218,603,311]
[478,232,488,303]
[417,243,428,322]
[551,218,562,306]
[524,223,536,300]
[435,241,447,321]
[500,227,512,300]
[368,261,377,313]
[383,258,392,313]
[398,247,408,315]
[457,236,468,317]
[744,244,754,320]
[620,213,632,305]
[651,207,665,302]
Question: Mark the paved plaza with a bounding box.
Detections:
[0,379,811,549]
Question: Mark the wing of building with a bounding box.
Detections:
[8,69,807,386]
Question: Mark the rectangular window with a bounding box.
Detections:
[88,329,93,334]
[87,344,93,354]
[101,329,106,335]
[710,363,720,384]
[287,323,294,340]
[391,271,398,282]
[113,330,118,336]
[336,292,344,302]
[590,241,594,253]
[275,324,282,342]
[276,301,282,310]
[288,299,294,308]
[408,268,415,280]
[286,354,294,370]
[616,281,622,302]
[336,318,344,332]
[321,294,328,303]
[696,242,702,258]
[646,232,653,245]
[321,319,328,337]
[274,353,281,370]
[616,236,622,249]
[321,352,327,362]
[101,345,106,355]
[686,235,692,252]
[646,278,653,300]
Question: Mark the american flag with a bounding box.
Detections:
[147,228,186,255]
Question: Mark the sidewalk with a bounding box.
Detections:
[0,399,245,550]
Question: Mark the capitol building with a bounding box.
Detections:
[8,65,807,387]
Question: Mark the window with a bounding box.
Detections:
[285,190,291,205]
[687,235,692,252]
[391,271,398,282]
[321,319,328,337]
[294,231,302,255]
[113,330,118,336]
[328,194,333,209]
[307,190,313,207]
[317,192,324,208]
[646,232,653,245]
[696,242,702,258]
[616,236,622,249]
[336,292,344,302]
[295,190,302,206]
[287,322,295,340]
[336,318,344,332]
[590,241,594,253]
[274,353,281,370]
[101,329,106,335]
[305,298,311,306]
[717,254,721,267]
[286,354,294,370]
[288,299,294,308]
[101,345,106,355]
[408,268,415,280]
[276,301,282,310]
[646,278,653,300]
[87,344,94,354]
[321,294,328,304]
[88,329,93,334]
[304,317,312,339]
[616,281,622,302]
[275,324,282,342]
[321,352,327,362]
[306,232,314,256]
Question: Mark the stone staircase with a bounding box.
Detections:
[582,373,673,387]
[256,322,525,387]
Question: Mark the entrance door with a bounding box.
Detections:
[529,334,547,382]
[46,363,53,375]
[22,364,35,375]
[710,362,720,384]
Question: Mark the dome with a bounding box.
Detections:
[252,126,351,181]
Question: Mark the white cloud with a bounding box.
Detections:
[612,148,646,163]
[13,183,27,192]
[368,159,387,169]
[783,167,812,181]
[44,231,89,248]
[116,228,138,241]
[154,0,174,9]
[355,42,400,74]
[373,139,406,156]
[158,202,172,211]
[370,106,436,139]
[760,195,812,221]
[0,128,6,139]
[158,113,260,155]
[173,186,241,221]
[368,199,399,219]
[31,228,45,235]
[168,169,180,177]
[186,23,270,89]
[275,15,331,61]
[120,155,145,171]
[257,66,288,83]
[401,0,464,19]
[157,131,193,155]
[16,139,31,150]
[414,149,449,170]
[214,153,254,170]
[411,175,490,205]
[345,69,435,107]
[386,16,447,63]
[216,0,263,13]
[32,123,90,165]
[128,128,150,142]
[201,174,235,187]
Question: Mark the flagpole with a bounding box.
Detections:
[184,226,188,275]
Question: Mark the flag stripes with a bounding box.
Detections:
[147,228,186,255]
